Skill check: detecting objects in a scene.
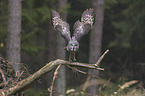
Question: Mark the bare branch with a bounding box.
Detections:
[0,59,104,96]
[95,49,109,66]
[0,69,8,87]
[66,65,99,79]
[49,64,61,96]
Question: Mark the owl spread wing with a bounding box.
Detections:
[73,8,94,41]
[51,10,71,42]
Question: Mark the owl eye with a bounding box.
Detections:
[70,44,78,46]
[70,44,73,46]
[74,44,78,46]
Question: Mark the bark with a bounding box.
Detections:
[45,21,56,63]
[43,1,57,88]
[88,0,105,95]
[43,21,56,88]
[55,0,67,95]
[0,59,103,96]
[6,0,21,72]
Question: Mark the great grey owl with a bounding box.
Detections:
[51,8,94,62]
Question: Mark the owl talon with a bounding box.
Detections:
[73,58,76,61]
[69,52,77,62]
[69,58,76,62]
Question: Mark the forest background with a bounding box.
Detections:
[0,0,145,95]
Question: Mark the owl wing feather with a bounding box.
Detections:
[51,10,71,42]
[73,8,94,41]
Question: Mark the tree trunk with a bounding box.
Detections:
[45,21,56,62]
[6,0,21,73]
[55,0,67,95]
[88,0,105,95]
[43,21,56,88]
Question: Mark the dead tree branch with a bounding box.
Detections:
[95,49,109,66]
[0,57,106,96]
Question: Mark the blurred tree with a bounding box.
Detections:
[21,0,54,90]
[0,0,7,57]
[44,18,56,88]
[101,0,145,82]
[21,0,50,55]
[107,0,145,81]
[6,0,21,73]
[88,0,105,95]
[55,0,68,95]
[43,0,57,89]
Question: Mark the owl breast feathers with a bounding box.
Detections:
[51,8,94,61]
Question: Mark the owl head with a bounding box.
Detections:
[51,8,94,53]
[67,37,79,52]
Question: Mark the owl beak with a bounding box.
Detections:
[73,47,76,51]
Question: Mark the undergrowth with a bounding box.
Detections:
[24,78,145,96]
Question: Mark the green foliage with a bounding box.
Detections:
[0,0,52,55]
[21,0,52,55]
[0,0,8,43]
[60,3,71,13]
[102,1,145,92]
[107,0,145,49]
[35,6,51,22]
[105,0,118,10]
[0,0,8,56]
[22,9,38,25]
[109,21,132,48]
[21,30,44,55]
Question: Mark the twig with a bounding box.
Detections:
[20,63,30,76]
[68,62,103,70]
[49,64,61,96]
[0,59,104,95]
[66,65,87,75]
[95,49,109,66]
[66,65,99,79]
[0,69,7,87]
[17,71,24,81]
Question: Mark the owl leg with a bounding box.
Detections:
[72,53,76,61]
[69,52,76,62]
[69,56,72,62]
